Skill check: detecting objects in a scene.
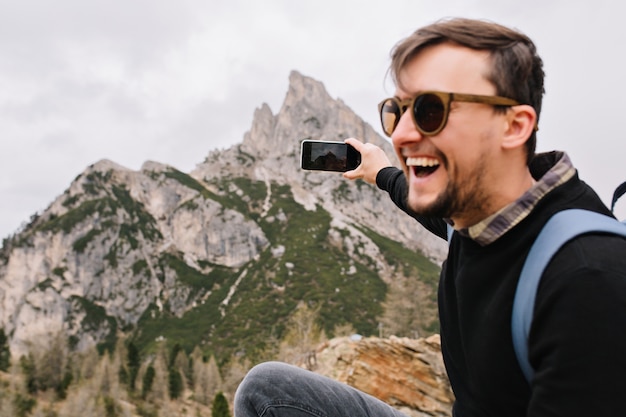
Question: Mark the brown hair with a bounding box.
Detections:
[390,18,545,163]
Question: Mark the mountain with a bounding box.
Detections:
[0,71,446,363]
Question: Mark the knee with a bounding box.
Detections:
[237,361,290,396]
[235,362,289,416]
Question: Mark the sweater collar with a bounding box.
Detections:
[454,151,576,246]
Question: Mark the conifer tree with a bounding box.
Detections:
[168,343,188,399]
[127,341,140,391]
[169,368,184,399]
[378,276,425,338]
[0,328,10,372]
[191,348,210,404]
[278,302,326,366]
[173,348,190,386]
[142,365,155,400]
[206,355,223,399]
[136,347,171,406]
[36,332,70,398]
[19,354,37,394]
[169,343,182,368]
[211,391,231,417]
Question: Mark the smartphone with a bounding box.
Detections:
[300,140,361,172]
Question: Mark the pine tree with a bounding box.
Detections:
[0,329,10,371]
[168,368,183,399]
[191,349,210,404]
[150,347,170,402]
[127,341,140,391]
[211,391,231,417]
[206,355,223,399]
[142,365,155,400]
[36,332,70,397]
[168,343,188,399]
[378,276,425,338]
[173,348,190,387]
[168,343,182,368]
[278,302,326,366]
[19,354,37,394]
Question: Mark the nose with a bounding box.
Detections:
[391,108,424,150]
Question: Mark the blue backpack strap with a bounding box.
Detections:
[446,224,454,244]
[511,209,626,383]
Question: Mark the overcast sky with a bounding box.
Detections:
[1,0,625,240]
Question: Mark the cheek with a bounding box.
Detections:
[393,146,409,173]
[440,122,497,171]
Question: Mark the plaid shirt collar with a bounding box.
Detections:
[452,152,576,246]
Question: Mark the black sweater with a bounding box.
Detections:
[376,158,626,416]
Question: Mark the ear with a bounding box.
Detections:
[501,104,537,150]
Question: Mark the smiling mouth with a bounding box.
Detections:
[406,156,440,178]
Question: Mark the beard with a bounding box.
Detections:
[407,152,490,222]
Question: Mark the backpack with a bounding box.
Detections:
[445,182,626,383]
[511,182,626,383]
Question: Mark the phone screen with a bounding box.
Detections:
[300,140,361,172]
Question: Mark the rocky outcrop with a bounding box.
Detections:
[303,335,454,417]
[0,160,270,356]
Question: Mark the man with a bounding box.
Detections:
[235,18,626,416]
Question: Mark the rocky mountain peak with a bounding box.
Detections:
[0,71,446,363]
[238,71,332,162]
[282,70,335,113]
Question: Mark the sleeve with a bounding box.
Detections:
[375,166,449,241]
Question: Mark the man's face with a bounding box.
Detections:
[391,43,507,228]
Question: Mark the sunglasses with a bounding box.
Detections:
[378,91,520,137]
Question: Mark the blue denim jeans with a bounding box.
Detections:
[234,361,410,417]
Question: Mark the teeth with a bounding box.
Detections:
[406,157,439,167]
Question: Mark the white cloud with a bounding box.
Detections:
[1,0,625,239]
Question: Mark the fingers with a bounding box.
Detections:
[343,138,365,179]
[343,167,361,180]
[342,138,392,185]
[344,137,364,150]
[343,138,366,179]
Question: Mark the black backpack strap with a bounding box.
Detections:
[611,181,626,212]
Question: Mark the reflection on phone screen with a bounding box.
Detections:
[308,143,347,170]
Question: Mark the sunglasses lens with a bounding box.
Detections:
[380,99,401,136]
[413,93,445,134]
[380,94,448,136]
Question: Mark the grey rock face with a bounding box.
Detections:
[0,71,444,358]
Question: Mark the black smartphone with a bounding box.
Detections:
[300,140,361,172]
